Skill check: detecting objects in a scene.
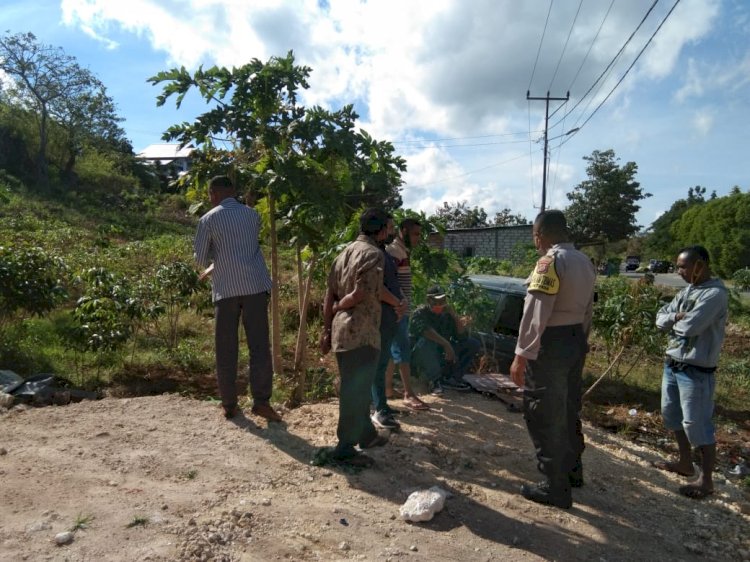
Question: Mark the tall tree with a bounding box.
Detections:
[493,208,529,226]
[431,200,489,229]
[670,188,750,277]
[565,149,650,243]
[0,32,125,185]
[643,186,713,258]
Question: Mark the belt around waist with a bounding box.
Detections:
[665,357,716,374]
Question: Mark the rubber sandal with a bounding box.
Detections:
[651,459,695,477]
[404,397,430,411]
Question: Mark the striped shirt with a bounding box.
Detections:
[194,197,272,302]
[386,237,413,307]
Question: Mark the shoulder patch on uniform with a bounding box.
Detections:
[528,255,560,294]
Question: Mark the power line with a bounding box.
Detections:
[548,0,584,92]
[549,0,660,132]
[390,130,540,144]
[528,0,554,91]
[562,0,682,146]
[566,0,616,92]
[399,138,537,150]
[403,152,529,190]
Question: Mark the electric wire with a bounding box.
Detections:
[549,0,660,131]
[561,0,683,146]
[566,0,616,92]
[404,152,529,190]
[528,0,554,91]
[548,0,584,92]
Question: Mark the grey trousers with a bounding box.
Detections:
[215,292,273,409]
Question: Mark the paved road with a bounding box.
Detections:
[621,271,688,288]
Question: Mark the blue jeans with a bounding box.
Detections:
[390,316,412,364]
[372,321,397,413]
[661,362,716,446]
[411,336,481,383]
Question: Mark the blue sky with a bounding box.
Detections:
[2,0,748,229]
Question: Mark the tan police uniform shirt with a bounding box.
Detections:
[515,242,596,361]
[329,235,384,353]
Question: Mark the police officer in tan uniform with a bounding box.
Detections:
[510,210,596,509]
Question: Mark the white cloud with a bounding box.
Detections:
[56,0,741,228]
[692,108,714,136]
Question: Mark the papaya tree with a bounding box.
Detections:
[150,52,406,393]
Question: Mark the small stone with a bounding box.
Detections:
[339,541,350,551]
[409,545,418,551]
[261,498,271,506]
[54,531,74,545]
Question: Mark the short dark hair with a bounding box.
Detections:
[679,245,710,265]
[208,175,234,192]
[359,208,389,236]
[534,210,567,237]
[400,217,421,232]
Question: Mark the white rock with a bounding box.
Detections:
[0,393,13,408]
[54,531,74,545]
[399,486,449,522]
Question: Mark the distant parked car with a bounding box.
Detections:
[468,274,526,373]
[649,260,672,273]
[625,255,641,272]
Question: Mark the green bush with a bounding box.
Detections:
[0,245,69,331]
[733,268,750,292]
[592,277,666,373]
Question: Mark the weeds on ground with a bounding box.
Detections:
[126,515,149,528]
[69,513,94,532]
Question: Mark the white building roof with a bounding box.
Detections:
[136,143,194,159]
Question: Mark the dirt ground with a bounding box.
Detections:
[1,389,749,562]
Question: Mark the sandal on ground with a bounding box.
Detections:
[651,459,695,477]
[678,484,713,499]
[403,397,430,411]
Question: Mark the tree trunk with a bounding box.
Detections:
[37,109,49,187]
[292,254,318,403]
[296,243,303,312]
[268,191,283,375]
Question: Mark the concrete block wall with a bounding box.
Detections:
[442,224,533,260]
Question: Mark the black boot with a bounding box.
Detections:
[520,480,572,509]
[568,459,584,488]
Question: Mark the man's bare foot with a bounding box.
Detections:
[652,459,695,477]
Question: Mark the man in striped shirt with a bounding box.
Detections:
[385,218,429,410]
[194,176,281,422]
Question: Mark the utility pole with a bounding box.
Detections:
[527,91,570,212]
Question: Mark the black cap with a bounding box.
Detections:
[426,285,446,302]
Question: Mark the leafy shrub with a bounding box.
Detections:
[733,268,750,292]
[592,277,666,374]
[66,267,135,353]
[0,245,69,331]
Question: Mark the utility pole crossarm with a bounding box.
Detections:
[527,91,570,213]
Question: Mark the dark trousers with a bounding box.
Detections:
[523,324,586,487]
[412,336,481,383]
[335,346,379,458]
[215,292,273,409]
[372,322,397,413]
